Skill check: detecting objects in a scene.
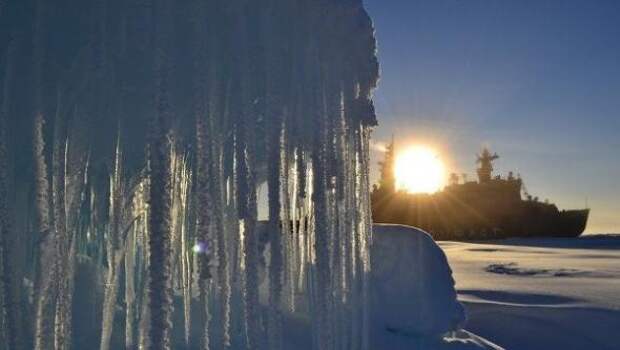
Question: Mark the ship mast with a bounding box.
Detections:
[378,136,396,193]
[476,148,499,183]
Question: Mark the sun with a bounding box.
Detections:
[394,146,445,194]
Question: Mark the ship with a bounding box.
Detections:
[371,143,590,240]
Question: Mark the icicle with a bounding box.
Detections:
[33,112,56,350]
[211,124,231,348]
[0,33,18,350]
[281,133,295,313]
[267,117,284,350]
[138,288,150,350]
[203,284,211,350]
[147,0,174,343]
[100,136,124,350]
[59,230,77,350]
[178,157,192,348]
[169,146,180,293]
[100,249,123,350]
[360,127,374,350]
[232,2,263,348]
[136,180,151,350]
[33,120,50,242]
[240,120,261,350]
[125,217,137,349]
[195,92,213,350]
[311,86,333,350]
[52,117,68,349]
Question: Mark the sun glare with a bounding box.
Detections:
[395,146,445,194]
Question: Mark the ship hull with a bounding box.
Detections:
[371,191,590,241]
[552,209,590,237]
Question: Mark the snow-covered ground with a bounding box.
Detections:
[273,225,619,349]
[440,235,620,350]
[280,224,503,350]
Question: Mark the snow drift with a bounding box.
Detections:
[369,224,502,349]
[371,224,466,336]
[261,223,502,349]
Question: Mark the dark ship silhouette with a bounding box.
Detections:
[371,142,590,240]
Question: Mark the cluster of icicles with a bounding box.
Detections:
[0,0,379,349]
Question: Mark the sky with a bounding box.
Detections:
[363,0,620,233]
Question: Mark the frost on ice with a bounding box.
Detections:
[1,0,379,349]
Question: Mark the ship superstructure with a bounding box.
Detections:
[371,143,589,240]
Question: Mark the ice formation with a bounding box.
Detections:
[0,0,379,349]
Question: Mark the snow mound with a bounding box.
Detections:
[371,224,466,336]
